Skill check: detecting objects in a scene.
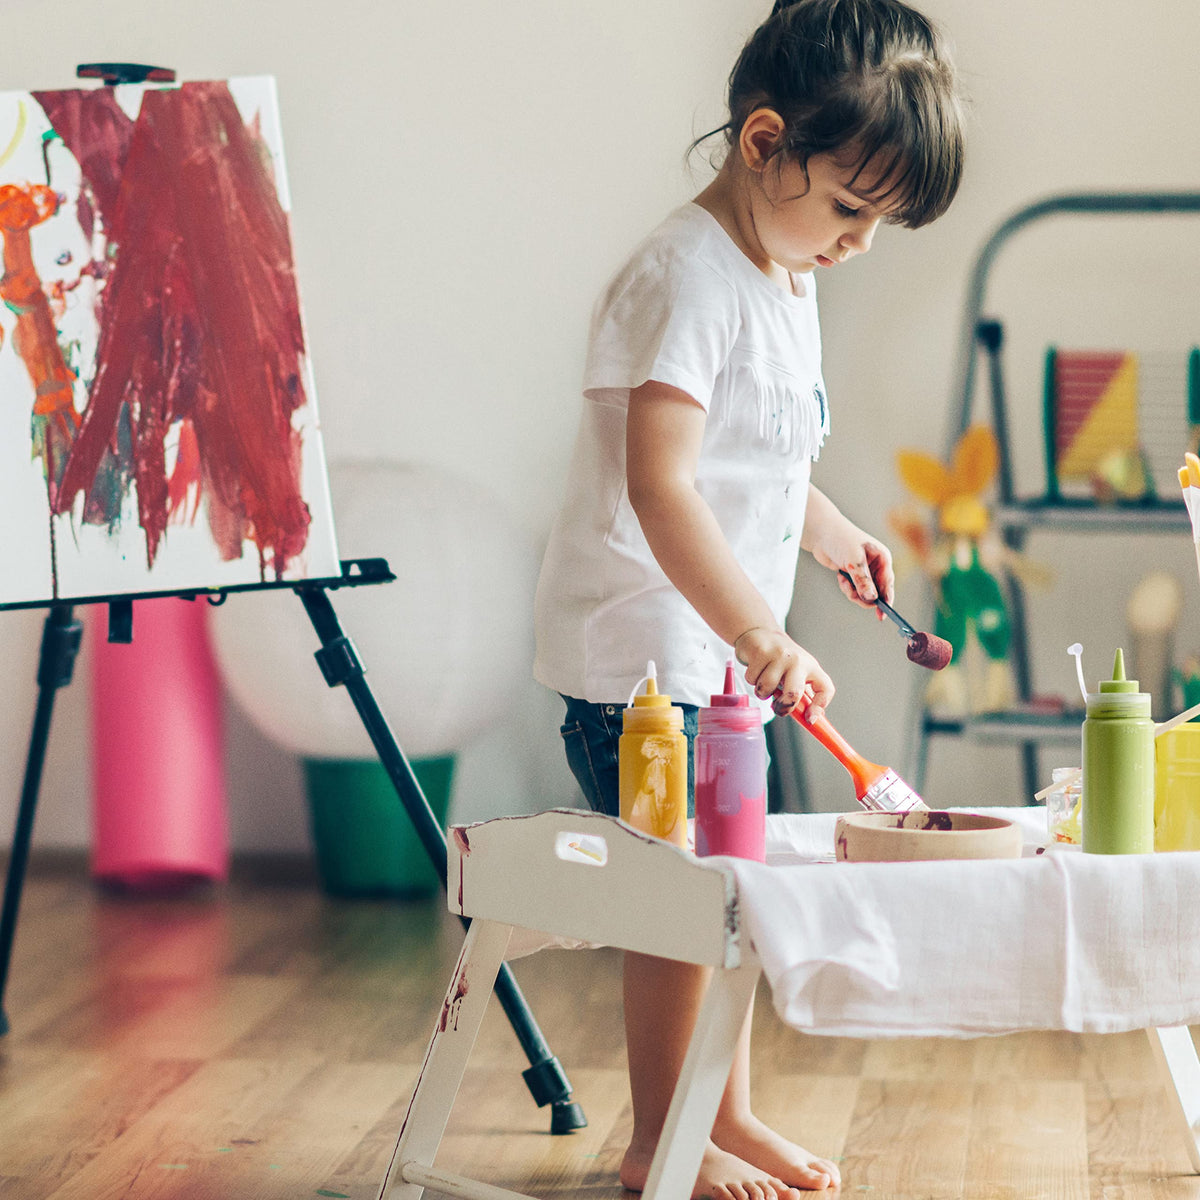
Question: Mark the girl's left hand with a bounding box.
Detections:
[810,526,894,610]
[831,535,894,611]
[801,487,894,610]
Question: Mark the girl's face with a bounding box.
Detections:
[749,149,900,275]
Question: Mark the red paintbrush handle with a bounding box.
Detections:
[789,706,886,798]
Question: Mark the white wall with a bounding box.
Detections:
[1,0,1199,851]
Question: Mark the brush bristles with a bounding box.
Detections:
[861,769,928,813]
[907,631,953,671]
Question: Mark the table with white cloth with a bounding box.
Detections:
[377,807,1200,1200]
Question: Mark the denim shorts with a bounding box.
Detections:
[559,694,699,818]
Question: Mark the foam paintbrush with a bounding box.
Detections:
[839,571,952,671]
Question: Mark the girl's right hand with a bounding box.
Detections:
[733,627,834,720]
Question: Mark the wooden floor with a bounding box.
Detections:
[1,861,1198,1200]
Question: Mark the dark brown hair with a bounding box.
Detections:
[703,0,966,229]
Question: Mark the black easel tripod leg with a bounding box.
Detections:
[294,585,586,1134]
[0,606,84,1036]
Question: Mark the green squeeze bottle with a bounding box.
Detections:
[1082,648,1155,854]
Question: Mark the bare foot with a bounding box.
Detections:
[712,1113,840,1191]
[621,1136,807,1199]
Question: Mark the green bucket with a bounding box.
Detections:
[303,755,455,897]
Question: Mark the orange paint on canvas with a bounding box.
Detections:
[0,181,80,505]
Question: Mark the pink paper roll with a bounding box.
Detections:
[90,598,229,888]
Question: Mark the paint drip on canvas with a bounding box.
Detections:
[0,77,339,607]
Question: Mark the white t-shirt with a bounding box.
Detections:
[534,202,829,708]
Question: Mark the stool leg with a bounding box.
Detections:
[642,958,762,1200]
[379,919,514,1200]
[1146,1026,1200,1173]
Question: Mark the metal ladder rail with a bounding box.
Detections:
[948,190,1200,454]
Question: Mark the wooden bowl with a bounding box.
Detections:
[834,810,1023,863]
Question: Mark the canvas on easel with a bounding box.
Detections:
[0,76,340,609]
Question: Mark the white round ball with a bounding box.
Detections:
[209,460,537,759]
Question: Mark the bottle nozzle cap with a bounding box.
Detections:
[1099,647,1140,694]
[709,656,750,707]
[629,660,671,708]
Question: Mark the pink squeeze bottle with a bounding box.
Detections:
[694,658,767,861]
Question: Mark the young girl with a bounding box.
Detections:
[534,0,965,1194]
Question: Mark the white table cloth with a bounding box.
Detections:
[715,806,1200,1038]
[510,806,1200,1040]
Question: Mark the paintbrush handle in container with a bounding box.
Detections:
[789,707,887,798]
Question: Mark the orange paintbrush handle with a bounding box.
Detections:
[789,706,887,799]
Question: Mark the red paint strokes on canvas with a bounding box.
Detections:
[0,183,80,510]
[32,90,129,425]
[167,417,201,525]
[34,82,312,577]
[32,86,132,246]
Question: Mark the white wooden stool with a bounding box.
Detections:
[377,808,755,1200]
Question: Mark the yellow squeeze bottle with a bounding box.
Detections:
[619,661,688,847]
